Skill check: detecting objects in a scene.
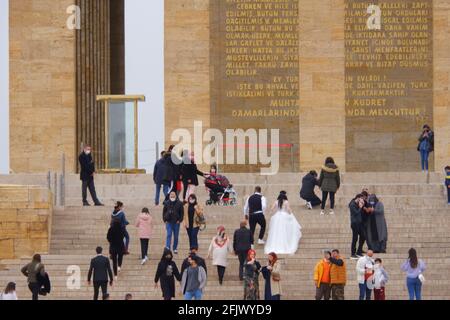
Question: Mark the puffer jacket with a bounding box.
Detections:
[319,163,340,193]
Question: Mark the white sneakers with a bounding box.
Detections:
[141,256,148,265]
[118,267,121,273]
[320,210,325,215]
[329,210,335,215]
[258,239,266,245]
[306,202,313,210]
[320,210,335,215]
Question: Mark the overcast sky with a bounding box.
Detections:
[0,0,164,173]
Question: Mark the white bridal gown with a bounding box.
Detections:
[264,200,302,255]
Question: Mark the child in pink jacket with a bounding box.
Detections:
[135,208,153,265]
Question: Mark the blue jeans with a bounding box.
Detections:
[407,277,422,300]
[420,149,429,171]
[155,184,170,205]
[359,282,372,300]
[184,289,202,300]
[447,185,450,203]
[186,227,200,249]
[165,223,180,251]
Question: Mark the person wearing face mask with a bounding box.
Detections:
[79,145,103,206]
[162,191,184,254]
[356,250,375,300]
[183,194,204,250]
[154,248,181,300]
[373,258,389,300]
[207,226,232,285]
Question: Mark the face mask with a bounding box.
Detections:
[85,150,91,155]
[189,200,195,204]
[170,197,176,202]
[374,264,380,270]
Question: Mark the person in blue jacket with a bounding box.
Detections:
[111,201,130,254]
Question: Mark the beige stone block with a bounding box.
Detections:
[0,239,14,260]
[0,209,18,222]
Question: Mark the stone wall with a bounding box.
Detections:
[165,0,450,172]
[9,0,77,173]
[299,0,346,171]
[165,0,211,172]
[0,186,52,260]
[433,0,450,171]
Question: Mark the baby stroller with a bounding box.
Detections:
[204,174,237,206]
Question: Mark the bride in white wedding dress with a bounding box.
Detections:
[264,191,302,255]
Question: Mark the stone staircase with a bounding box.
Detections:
[1,173,449,300]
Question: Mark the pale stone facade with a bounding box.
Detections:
[164,0,450,172]
[0,186,52,259]
[6,0,450,173]
[9,0,76,174]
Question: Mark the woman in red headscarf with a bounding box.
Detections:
[243,249,262,300]
[207,226,232,285]
[262,252,282,300]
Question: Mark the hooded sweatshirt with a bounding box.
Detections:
[111,209,129,229]
[135,213,153,239]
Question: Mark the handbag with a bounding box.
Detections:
[272,273,281,282]
[194,208,206,231]
[418,274,425,283]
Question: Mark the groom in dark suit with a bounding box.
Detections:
[87,247,113,300]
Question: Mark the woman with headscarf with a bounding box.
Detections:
[154,248,182,300]
[207,226,232,285]
[261,252,282,300]
[365,194,388,253]
[243,249,262,300]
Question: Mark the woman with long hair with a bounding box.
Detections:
[261,252,282,300]
[0,282,18,300]
[207,226,232,285]
[183,194,204,250]
[21,254,45,300]
[318,157,341,215]
[243,249,262,300]
[264,191,302,255]
[401,248,426,300]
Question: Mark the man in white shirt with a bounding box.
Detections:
[244,186,267,246]
[356,250,375,300]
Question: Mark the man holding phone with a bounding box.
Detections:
[349,194,366,259]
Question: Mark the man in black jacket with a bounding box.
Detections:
[154,151,170,206]
[180,247,208,275]
[87,247,113,300]
[349,194,366,259]
[233,220,252,281]
[300,171,322,209]
[79,145,103,206]
[163,191,184,254]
